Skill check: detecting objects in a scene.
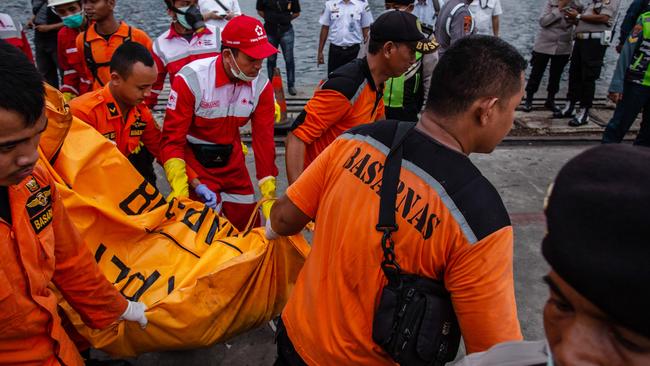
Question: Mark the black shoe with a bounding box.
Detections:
[288,86,297,96]
[544,99,560,113]
[553,102,575,118]
[568,108,589,126]
[522,95,533,112]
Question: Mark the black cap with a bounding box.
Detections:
[542,144,650,339]
[370,10,438,54]
[387,0,414,6]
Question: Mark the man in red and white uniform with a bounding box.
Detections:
[0,13,34,62]
[161,15,278,231]
[146,0,221,108]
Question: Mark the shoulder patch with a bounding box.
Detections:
[463,15,472,34]
[26,185,53,234]
[106,102,120,117]
[25,177,40,193]
[167,89,178,111]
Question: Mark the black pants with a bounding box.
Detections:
[602,81,650,147]
[128,147,157,187]
[328,43,360,75]
[526,51,570,98]
[274,319,308,366]
[34,32,60,88]
[566,38,607,108]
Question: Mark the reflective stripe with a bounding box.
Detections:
[340,132,479,244]
[63,70,77,75]
[61,84,79,95]
[186,134,214,145]
[220,192,256,204]
[0,29,21,39]
[80,78,92,85]
[65,47,78,54]
[446,3,474,37]
[153,36,169,65]
[350,80,367,106]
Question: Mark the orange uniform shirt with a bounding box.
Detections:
[282,121,522,365]
[292,58,384,168]
[69,84,161,158]
[0,164,127,365]
[75,22,153,90]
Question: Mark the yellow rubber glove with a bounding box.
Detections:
[259,176,276,219]
[241,142,249,156]
[274,101,281,123]
[62,92,77,103]
[163,158,190,199]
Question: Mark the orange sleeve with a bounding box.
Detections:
[134,29,154,55]
[49,174,128,329]
[445,226,523,353]
[292,89,352,144]
[68,98,97,129]
[285,139,339,218]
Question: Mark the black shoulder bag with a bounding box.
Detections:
[372,121,461,366]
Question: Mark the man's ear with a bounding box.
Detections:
[110,71,122,85]
[384,41,395,58]
[475,97,499,127]
[406,4,415,12]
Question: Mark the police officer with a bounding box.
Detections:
[554,0,621,126]
[602,11,650,146]
[318,0,373,74]
[384,0,439,122]
[616,0,650,52]
[413,0,445,27]
[435,0,474,57]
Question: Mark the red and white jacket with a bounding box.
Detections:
[0,13,34,62]
[160,55,277,181]
[58,26,92,96]
[146,24,221,108]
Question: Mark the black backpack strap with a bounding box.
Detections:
[376,121,417,273]
[83,25,133,87]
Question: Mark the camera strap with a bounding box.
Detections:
[376,121,417,275]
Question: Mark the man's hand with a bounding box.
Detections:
[563,8,579,20]
[120,301,148,329]
[608,92,623,104]
[26,16,35,30]
[616,43,623,53]
[195,184,218,209]
[225,11,235,20]
[317,52,325,66]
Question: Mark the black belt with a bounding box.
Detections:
[331,43,360,50]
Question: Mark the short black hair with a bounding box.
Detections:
[426,35,526,116]
[110,42,155,78]
[0,40,45,127]
[367,37,388,55]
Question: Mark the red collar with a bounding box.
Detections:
[215,55,252,88]
[165,24,213,40]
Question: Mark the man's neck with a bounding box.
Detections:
[108,83,133,120]
[367,53,391,91]
[172,21,193,36]
[95,15,120,36]
[416,111,471,155]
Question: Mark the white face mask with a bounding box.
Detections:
[227,50,257,82]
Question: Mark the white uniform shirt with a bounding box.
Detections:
[413,0,446,27]
[198,0,242,31]
[319,0,373,47]
[468,0,502,35]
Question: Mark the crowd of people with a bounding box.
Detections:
[1,0,650,365]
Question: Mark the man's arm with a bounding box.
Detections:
[250,83,278,181]
[609,16,641,97]
[285,130,306,185]
[58,32,80,96]
[491,15,500,37]
[269,195,312,235]
[256,0,265,18]
[445,226,523,353]
[318,25,329,66]
[449,9,474,45]
[50,179,128,329]
[362,27,370,43]
[618,0,644,46]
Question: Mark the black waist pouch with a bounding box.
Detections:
[372,268,460,366]
[373,121,461,366]
[189,142,233,168]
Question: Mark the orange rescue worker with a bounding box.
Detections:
[76,0,153,90]
[267,35,525,365]
[160,15,278,230]
[0,13,34,62]
[49,0,91,102]
[0,39,146,366]
[283,11,436,185]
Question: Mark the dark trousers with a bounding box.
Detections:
[602,81,650,147]
[128,147,157,187]
[328,43,360,75]
[34,32,60,88]
[274,319,308,366]
[526,51,570,98]
[267,27,296,88]
[566,38,607,108]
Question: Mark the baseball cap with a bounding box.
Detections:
[221,15,278,59]
[371,10,438,54]
[542,144,650,339]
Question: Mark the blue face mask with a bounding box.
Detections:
[62,12,84,29]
